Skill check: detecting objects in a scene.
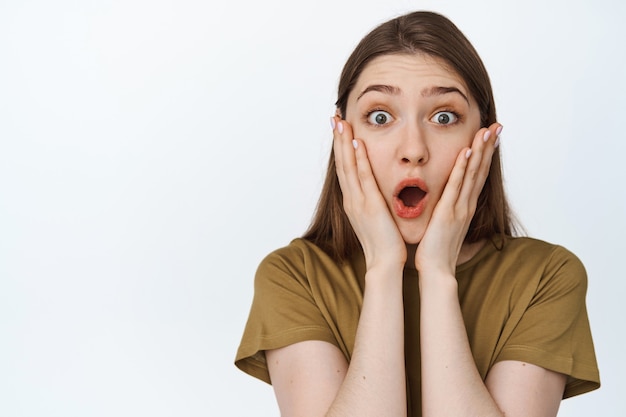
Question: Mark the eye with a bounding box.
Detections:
[367,110,393,126]
[431,111,458,125]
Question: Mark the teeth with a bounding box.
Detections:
[398,186,425,207]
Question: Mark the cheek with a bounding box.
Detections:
[438,126,477,166]
[362,140,392,176]
[345,112,393,186]
[432,155,457,191]
[429,141,467,190]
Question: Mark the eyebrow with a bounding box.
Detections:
[421,86,469,105]
[356,84,470,105]
[356,84,401,100]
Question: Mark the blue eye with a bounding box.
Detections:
[431,111,457,125]
[367,110,393,126]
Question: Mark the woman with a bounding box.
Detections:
[235,11,600,417]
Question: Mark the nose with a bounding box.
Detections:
[398,123,429,165]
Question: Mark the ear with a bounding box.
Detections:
[335,108,343,120]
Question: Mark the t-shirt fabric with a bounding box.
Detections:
[235,236,600,415]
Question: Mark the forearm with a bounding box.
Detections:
[419,274,503,417]
[328,265,407,417]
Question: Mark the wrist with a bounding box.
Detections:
[418,270,458,293]
[364,262,405,287]
[363,245,407,273]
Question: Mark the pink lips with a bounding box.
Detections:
[393,178,428,219]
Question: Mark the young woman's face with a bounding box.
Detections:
[345,53,482,244]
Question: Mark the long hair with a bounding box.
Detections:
[303,11,518,261]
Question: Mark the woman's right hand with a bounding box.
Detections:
[332,116,407,271]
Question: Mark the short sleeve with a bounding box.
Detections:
[495,246,600,398]
[234,245,339,384]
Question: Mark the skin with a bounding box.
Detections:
[341,53,485,270]
[266,53,567,417]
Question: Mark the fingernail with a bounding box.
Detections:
[483,130,491,142]
[494,136,501,148]
[496,125,503,136]
[465,149,472,159]
[352,139,358,149]
[330,117,336,130]
[338,121,344,134]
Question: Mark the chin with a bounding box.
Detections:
[393,209,430,245]
[399,227,425,245]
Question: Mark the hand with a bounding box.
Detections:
[332,116,407,271]
[415,123,502,277]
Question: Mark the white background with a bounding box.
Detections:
[1,0,624,416]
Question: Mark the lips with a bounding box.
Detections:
[393,178,428,219]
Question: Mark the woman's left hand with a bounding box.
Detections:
[414,123,502,278]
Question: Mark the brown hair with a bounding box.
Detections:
[303,11,518,261]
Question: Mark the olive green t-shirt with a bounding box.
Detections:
[235,236,600,414]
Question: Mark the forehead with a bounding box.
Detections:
[351,53,470,98]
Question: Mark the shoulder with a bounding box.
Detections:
[260,238,330,264]
[497,236,588,296]
[254,239,318,291]
[255,238,364,291]
[492,236,585,273]
[499,236,579,259]
[463,236,588,300]
[483,238,600,396]
[257,238,338,278]
[505,235,584,266]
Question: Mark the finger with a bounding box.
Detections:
[472,123,501,196]
[332,116,349,191]
[352,138,383,203]
[332,117,351,188]
[332,117,363,196]
[463,123,502,205]
[456,126,489,206]
[437,145,472,209]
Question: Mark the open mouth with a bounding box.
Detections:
[397,186,426,208]
[393,179,428,219]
